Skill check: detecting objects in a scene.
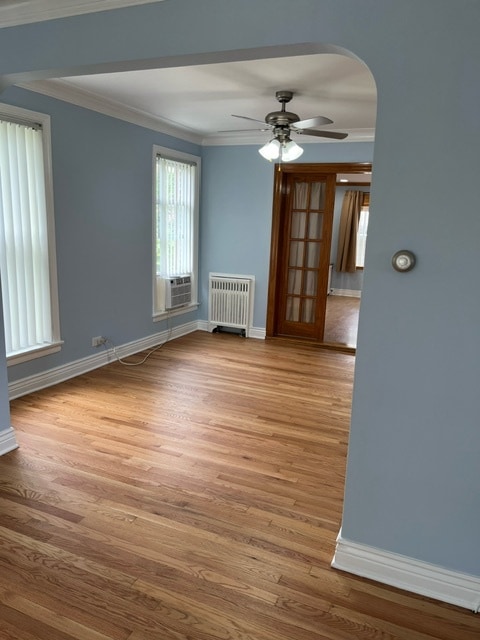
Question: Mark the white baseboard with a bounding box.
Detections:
[247,326,266,339]
[197,320,266,340]
[8,320,268,400]
[8,320,199,400]
[332,532,480,612]
[0,427,19,456]
[330,289,362,298]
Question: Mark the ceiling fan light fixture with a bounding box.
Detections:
[258,139,281,160]
[281,139,304,161]
[259,137,304,162]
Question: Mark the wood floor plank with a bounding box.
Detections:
[2,331,479,639]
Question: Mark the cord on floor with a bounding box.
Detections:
[101,315,174,366]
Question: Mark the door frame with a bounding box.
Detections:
[266,162,372,340]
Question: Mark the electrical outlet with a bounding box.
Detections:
[92,336,106,347]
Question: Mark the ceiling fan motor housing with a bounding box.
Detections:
[265,110,299,126]
[266,90,299,126]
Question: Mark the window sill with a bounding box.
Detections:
[7,340,63,367]
[152,302,199,323]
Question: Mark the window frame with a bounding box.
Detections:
[0,103,62,366]
[152,145,200,320]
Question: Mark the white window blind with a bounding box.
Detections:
[152,146,199,317]
[155,155,195,277]
[0,111,60,361]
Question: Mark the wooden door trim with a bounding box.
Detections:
[266,162,372,339]
[274,162,372,175]
[266,165,285,336]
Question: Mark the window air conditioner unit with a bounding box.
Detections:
[164,275,192,309]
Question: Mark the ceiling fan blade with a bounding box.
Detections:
[297,129,348,140]
[218,128,269,133]
[293,115,334,128]
[231,114,270,125]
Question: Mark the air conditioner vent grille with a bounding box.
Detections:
[165,275,192,309]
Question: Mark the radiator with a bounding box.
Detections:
[208,273,254,337]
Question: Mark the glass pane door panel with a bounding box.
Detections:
[286,296,300,322]
[306,242,321,268]
[287,269,302,295]
[301,298,315,323]
[309,182,326,209]
[293,182,308,209]
[304,271,318,295]
[308,212,323,240]
[291,211,306,238]
[289,241,305,267]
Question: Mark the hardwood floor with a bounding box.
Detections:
[323,295,360,349]
[2,331,479,639]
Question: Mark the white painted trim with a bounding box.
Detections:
[209,272,256,281]
[0,0,164,29]
[152,302,200,324]
[20,80,202,145]
[197,320,265,340]
[330,288,361,298]
[8,320,199,400]
[246,326,266,340]
[332,532,480,612]
[17,82,374,148]
[0,427,19,456]
[8,319,268,401]
[0,102,62,366]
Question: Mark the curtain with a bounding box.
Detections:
[0,120,52,355]
[335,190,363,273]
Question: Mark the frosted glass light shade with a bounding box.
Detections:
[258,137,304,162]
[258,139,281,160]
[281,139,304,161]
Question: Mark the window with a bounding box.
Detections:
[0,104,61,365]
[356,193,370,268]
[153,146,199,317]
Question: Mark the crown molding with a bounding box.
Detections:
[0,0,164,28]
[18,79,203,145]
[16,79,374,147]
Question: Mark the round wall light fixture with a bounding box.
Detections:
[392,250,416,272]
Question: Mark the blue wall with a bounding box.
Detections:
[2,86,373,376]
[1,0,480,583]
[201,143,373,327]
[2,86,201,382]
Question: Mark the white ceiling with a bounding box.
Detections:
[2,1,377,146]
[24,53,377,146]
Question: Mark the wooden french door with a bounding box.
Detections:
[267,166,336,341]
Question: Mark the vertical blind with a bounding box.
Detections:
[0,119,53,355]
[155,155,195,277]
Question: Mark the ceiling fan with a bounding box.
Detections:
[230,90,348,142]
[226,90,347,161]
